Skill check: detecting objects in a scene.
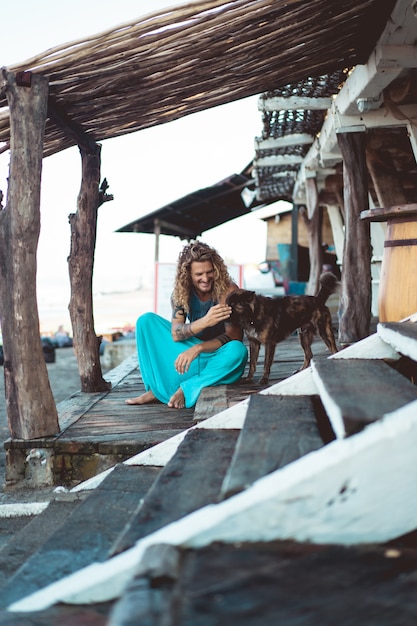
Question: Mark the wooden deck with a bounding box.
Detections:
[4,321,352,488]
[4,318,417,624]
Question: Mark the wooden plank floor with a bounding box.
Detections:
[57,329,334,445]
[6,319,378,486]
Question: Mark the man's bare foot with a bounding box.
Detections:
[168,388,185,409]
[125,391,158,405]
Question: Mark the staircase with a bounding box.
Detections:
[1,321,417,624]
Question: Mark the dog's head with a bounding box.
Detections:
[226,289,258,327]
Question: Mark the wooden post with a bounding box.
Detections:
[0,69,59,439]
[337,131,372,344]
[290,204,299,281]
[154,218,161,262]
[366,130,408,208]
[68,145,111,392]
[301,178,323,295]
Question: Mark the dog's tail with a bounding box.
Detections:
[316,272,340,304]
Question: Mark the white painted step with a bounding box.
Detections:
[377,321,417,362]
[311,358,417,439]
[9,399,417,612]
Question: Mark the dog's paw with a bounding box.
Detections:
[259,377,270,386]
[240,376,254,385]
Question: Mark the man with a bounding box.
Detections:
[126,241,248,409]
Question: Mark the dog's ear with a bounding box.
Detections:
[227,288,251,303]
[239,289,255,301]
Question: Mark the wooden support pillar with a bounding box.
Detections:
[290,204,299,282]
[365,129,408,208]
[154,218,161,263]
[0,69,59,439]
[337,131,372,345]
[300,178,323,295]
[68,145,111,393]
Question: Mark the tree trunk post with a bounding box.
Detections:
[337,131,372,345]
[68,145,111,392]
[366,129,408,207]
[0,69,59,439]
[301,178,323,296]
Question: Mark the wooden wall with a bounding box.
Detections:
[264,209,335,261]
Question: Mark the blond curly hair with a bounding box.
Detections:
[172,241,232,314]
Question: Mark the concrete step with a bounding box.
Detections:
[221,394,328,498]
[378,321,417,362]
[0,463,160,609]
[111,428,240,556]
[311,357,417,438]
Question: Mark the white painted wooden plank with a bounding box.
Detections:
[330,332,400,361]
[254,154,303,167]
[70,467,115,492]
[0,502,49,518]
[377,322,417,362]
[255,133,313,150]
[181,399,417,546]
[258,96,332,111]
[311,358,417,439]
[407,121,417,163]
[261,368,318,396]
[337,103,417,132]
[378,0,417,46]
[326,205,344,265]
[310,360,344,439]
[12,400,417,612]
[70,399,249,493]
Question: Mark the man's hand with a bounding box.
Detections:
[174,345,201,374]
[204,303,232,327]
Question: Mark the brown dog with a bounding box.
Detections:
[226,272,339,385]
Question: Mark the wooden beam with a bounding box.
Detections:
[254,154,303,167]
[258,96,332,112]
[365,130,408,208]
[157,219,197,239]
[336,0,416,115]
[255,134,314,150]
[47,97,97,153]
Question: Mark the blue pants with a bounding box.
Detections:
[135,312,248,408]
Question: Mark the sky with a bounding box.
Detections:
[1,0,285,330]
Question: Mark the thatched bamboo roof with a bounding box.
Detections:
[0,0,395,159]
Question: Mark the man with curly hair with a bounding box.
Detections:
[126,241,248,409]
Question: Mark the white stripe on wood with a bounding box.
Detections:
[12,400,417,612]
[0,502,49,518]
[71,399,249,492]
[377,322,417,362]
[330,332,400,360]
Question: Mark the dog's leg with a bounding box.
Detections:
[298,325,314,369]
[259,342,277,386]
[242,339,260,383]
[317,314,338,355]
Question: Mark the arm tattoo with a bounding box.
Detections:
[216,333,232,346]
[171,300,197,340]
[175,322,196,340]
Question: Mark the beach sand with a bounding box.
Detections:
[38,287,154,336]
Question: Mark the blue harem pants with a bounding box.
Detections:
[135,312,248,408]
